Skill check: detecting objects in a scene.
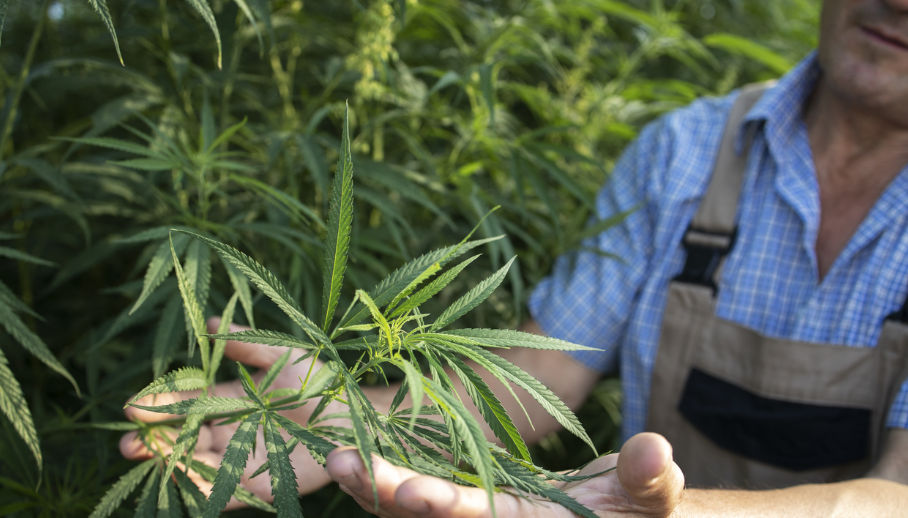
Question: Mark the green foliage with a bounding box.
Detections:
[0,0,819,515]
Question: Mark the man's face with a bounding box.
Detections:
[819,0,908,119]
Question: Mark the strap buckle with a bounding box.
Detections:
[672,226,737,294]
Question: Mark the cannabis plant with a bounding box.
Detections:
[87,105,605,517]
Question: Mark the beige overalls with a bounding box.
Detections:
[645,84,908,489]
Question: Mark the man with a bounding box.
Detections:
[121,0,908,515]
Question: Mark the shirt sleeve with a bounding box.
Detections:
[885,378,908,429]
[527,116,672,374]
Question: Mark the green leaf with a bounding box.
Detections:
[466,345,596,456]
[237,363,266,409]
[130,367,207,404]
[131,234,190,315]
[389,255,480,318]
[0,349,41,470]
[479,62,496,124]
[0,246,56,268]
[0,302,80,396]
[152,298,186,378]
[174,467,208,518]
[87,0,124,65]
[299,360,342,401]
[334,236,503,333]
[175,232,332,351]
[206,329,317,351]
[0,278,42,321]
[0,0,7,49]
[183,239,212,313]
[186,458,275,513]
[439,329,598,352]
[221,258,255,329]
[321,102,355,331]
[430,256,515,331]
[209,292,239,385]
[131,396,256,415]
[183,0,223,69]
[203,412,262,518]
[260,349,292,393]
[394,359,424,432]
[270,413,337,465]
[234,0,265,52]
[159,413,205,507]
[343,372,378,505]
[249,436,298,480]
[494,461,599,518]
[263,414,304,518]
[704,33,793,74]
[443,353,530,462]
[88,459,155,518]
[54,136,160,157]
[422,377,497,515]
[170,235,209,367]
[133,467,160,518]
[111,158,175,171]
[156,472,183,518]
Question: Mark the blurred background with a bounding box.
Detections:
[0,0,818,515]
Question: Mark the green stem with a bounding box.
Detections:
[0,0,50,160]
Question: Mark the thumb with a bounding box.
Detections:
[206,317,287,369]
[616,432,685,516]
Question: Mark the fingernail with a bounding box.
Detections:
[339,473,363,491]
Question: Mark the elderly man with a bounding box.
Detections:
[121,0,908,515]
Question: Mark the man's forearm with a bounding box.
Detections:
[676,478,908,518]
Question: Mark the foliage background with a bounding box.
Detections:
[0,0,818,516]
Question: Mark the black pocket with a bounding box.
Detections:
[678,368,871,471]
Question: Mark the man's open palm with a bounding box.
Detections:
[118,318,336,509]
[325,433,685,518]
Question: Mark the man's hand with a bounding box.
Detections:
[118,317,338,509]
[325,432,685,518]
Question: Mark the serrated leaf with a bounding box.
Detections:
[130,367,207,404]
[260,349,292,394]
[221,259,255,329]
[131,396,256,415]
[299,360,342,401]
[0,349,41,469]
[250,436,299,480]
[270,413,337,465]
[464,345,596,456]
[185,458,275,513]
[112,158,175,171]
[131,234,190,315]
[209,292,239,385]
[183,239,212,313]
[55,136,159,157]
[233,0,265,52]
[183,0,223,69]
[134,467,160,518]
[388,380,408,415]
[343,372,378,505]
[237,363,265,409]
[422,377,497,516]
[203,412,262,518]
[171,236,209,367]
[263,414,303,518]
[439,329,598,351]
[443,353,530,462]
[205,329,317,351]
[0,278,42,321]
[173,467,208,518]
[389,255,480,318]
[152,298,186,378]
[394,359,424,432]
[87,0,124,65]
[0,302,80,396]
[494,461,599,518]
[0,0,8,49]
[430,256,515,331]
[90,422,140,431]
[157,471,183,518]
[159,413,205,507]
[334,236,503,334]
[88,459,155,518]
[175,232,332,352]
[0,246,56,268]
[321,103,355,332]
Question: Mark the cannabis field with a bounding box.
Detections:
[0,1,817,516]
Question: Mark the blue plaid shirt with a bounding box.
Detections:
[528,52,908,443]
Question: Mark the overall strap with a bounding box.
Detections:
[673,82,775,293]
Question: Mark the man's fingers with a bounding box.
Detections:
[327,447,420,508]
[206,317,292,369]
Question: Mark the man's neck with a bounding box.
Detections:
[804,76,908,280]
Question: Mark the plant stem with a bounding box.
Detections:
[0,0,50,160]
